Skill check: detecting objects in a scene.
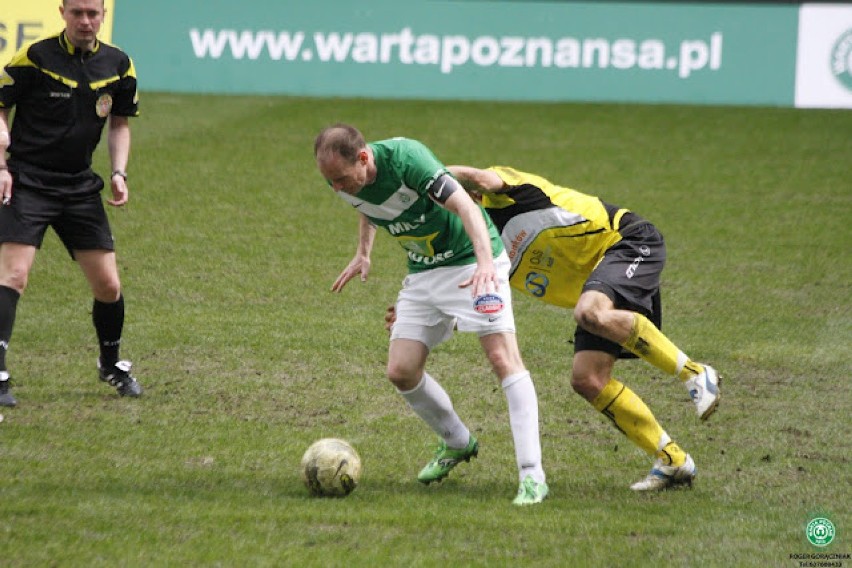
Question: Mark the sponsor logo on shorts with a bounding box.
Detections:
[626,256,644,278]
[525,272,549,297]
[473,293,505,315]
[508,230,527,260]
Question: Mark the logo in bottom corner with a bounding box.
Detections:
[473,293,505,315]
[806,517,836,547]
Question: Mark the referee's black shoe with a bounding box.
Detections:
[0,371,16,407]
[98,360,143,398]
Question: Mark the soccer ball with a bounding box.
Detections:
[300,438,362,497]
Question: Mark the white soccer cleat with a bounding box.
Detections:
[630,454,696,491]
[684,364,720,420]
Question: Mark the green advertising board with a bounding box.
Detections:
[113,0,798,106]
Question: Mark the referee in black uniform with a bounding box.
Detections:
[0,0,142,407]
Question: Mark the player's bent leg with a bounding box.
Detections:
[390,341,476,484]
[387,338,429,391]
[575,351,691,488]
[588,375,686,464]
[586,302,719,420]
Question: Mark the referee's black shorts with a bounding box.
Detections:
[574,213,664,358]
[0,186,115,259]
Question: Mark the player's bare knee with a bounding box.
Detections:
[387,374,419,391]
[574,306,605,336]
[486,351,514,378]
[386,363,420,391]
[570,371,602,402]
[1,267,30,294]
[93,280,121,302]
[570,371,589,395]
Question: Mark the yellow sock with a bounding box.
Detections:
[591,378,683,464]
[657,440,688,467]
[621,313,705,381]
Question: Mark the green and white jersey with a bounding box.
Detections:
[337,138,504,273]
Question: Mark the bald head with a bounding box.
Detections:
[314,123,366,165]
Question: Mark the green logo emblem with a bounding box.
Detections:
[831,29,852,91]
[806,517,836,547]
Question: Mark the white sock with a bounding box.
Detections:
[502,371,545,483]
[399,372,470,449]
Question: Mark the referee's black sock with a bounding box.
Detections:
[93,294,124,368]
[0,285,21,372]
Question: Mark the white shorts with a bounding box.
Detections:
[390,251,517,350]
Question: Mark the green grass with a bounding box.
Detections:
[1,95,850,567]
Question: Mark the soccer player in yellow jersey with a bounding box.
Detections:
[388,165,720,490]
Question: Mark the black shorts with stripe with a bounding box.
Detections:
[574,213,665,357]
[0,186,115,259]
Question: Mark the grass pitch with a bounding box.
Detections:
[0,95,850,566]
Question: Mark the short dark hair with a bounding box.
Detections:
[63,0,106,5]
[314,123,366,163]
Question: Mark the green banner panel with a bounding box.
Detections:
[113,0,798,106]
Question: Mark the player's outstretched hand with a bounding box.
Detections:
[331,254,371,292]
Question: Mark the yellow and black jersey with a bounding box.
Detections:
[482,166,628,308]
[0,32,138,195]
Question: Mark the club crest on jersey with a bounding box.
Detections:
[473,293,505,315]
[95,94,113,117]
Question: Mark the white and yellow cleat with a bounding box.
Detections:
[685,365,720,420]
[630,454,696,491]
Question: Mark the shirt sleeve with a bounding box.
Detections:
[0,45,37,110]
[399,139,448,194]
[110,55,140,117]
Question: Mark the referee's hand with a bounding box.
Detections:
[0,168,11,206]
[108,173,129,206]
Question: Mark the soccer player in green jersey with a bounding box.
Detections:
[314,124,548,505]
